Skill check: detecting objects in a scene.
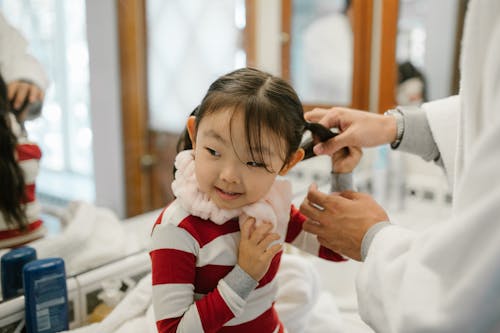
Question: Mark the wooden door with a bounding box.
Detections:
[117,0,257,217]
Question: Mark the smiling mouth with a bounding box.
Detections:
[215,187,242,200]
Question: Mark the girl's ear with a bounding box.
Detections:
[279,148,305,176]
[186,116,197,149]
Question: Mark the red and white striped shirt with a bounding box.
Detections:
[0,114,44,248]
[150,200,343,333]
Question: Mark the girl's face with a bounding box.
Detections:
[187,108,303,210]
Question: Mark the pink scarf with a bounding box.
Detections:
[171,150,292,231]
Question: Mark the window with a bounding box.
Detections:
[146,0,247,133]
[1,0,94,203]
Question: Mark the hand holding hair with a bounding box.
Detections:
[7,80,44,111]
[331,145,362,174]
[304,107,398,155]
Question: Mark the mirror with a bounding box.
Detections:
[284,0,353,107]
[394,0,466,106]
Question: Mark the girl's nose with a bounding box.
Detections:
[220,163,240,184]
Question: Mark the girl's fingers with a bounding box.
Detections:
[249,222,273,243]
[240,217,256,240]
[257,232,281,251]
[263,243,283,260]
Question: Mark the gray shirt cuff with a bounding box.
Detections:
[396,105,441,163]
[223,264,258,300]
[330,172,354,192]
[361,221,391,261]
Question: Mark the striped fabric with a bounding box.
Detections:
[150,200,344,333]
[0,117,44,248]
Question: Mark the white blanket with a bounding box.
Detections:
[30,201,140,275]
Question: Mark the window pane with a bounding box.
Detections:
[290,0,353,106]
[146,0,246,133]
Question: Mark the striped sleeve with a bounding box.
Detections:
[150,211,250,332]
[285,205,345,262]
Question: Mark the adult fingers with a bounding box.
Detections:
[306,184,332,208]
[340,191,366,200]
[28,85,43,103]
[302,219,324,234]
[7,82,18,101]
[12,83,30,109]
[306,107,344,130]
[313,128,356,156]
[304,108,329,122]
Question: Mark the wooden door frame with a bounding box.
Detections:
[281,0,373,111]
[117,0,150,217]
[376,0,398,113]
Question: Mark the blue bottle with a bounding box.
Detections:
[23,258,69,333]
[1,246,37,300]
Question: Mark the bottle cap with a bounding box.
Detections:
[1,246,37,300]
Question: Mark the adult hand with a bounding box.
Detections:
[238,217,282,281]
[300,184,389,261]
[305,107,397,156]
[331,145,363,173]
[7,80,44,110]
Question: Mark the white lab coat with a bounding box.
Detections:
[356,0,500,332]
[0,11,48,90]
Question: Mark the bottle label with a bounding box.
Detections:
[33,272,67,332]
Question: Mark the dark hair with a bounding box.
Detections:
[398,61,428,102]
[178,67,308,173]
[343,0,352,14]
[0,75,28,229]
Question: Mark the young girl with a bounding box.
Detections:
[150,68,347,333]
[0,74,44,248]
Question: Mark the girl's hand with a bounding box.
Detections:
[331,146,363,173]
[238,217,282,281]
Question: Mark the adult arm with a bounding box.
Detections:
[0,12,48,90]
[357,116,500,331]
[305,96,460,183]
[396,96,460,185]
[0,12,48,112]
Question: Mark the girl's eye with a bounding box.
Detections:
[205,147,220,157]
[247,161,266,168]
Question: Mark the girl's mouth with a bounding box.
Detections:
[215,187,242,200]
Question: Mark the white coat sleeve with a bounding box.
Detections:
[0,12,49,90]
[421,95,460,186]
[356,74,500,333]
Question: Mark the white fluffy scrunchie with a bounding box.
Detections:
[171,150,292,231]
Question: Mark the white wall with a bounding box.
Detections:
[255,0,282,75]
[424,0,459,100]
[86,0,125,218]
